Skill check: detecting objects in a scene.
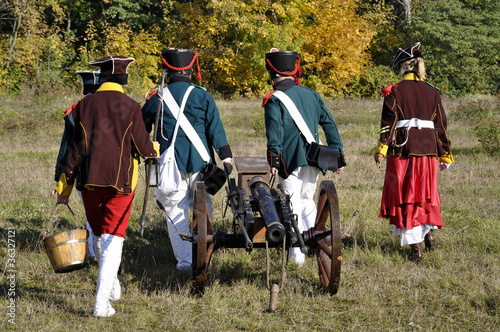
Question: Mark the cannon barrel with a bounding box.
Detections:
[249,177,286,244]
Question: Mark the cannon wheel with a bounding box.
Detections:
[314,180,342,295]
[192,182,214,295]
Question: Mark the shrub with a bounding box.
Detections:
[450,99,498,122]
[475,120,500,156]
[348,65,398,98]
[251,111,266,137]
[0,109,22,133]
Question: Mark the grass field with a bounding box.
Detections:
[0,92,499,331]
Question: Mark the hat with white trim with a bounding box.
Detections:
[392,42,422,67]
[76,70,100,95]
[89,55,135,85]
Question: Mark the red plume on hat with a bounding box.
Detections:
[265,48,302,85]
[160,49,202,81]
[392,42,422,67]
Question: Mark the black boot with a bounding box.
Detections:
[409,243,422,263]
[424,230,436,251]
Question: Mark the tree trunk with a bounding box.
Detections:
[397,0,414,26]
[7,11,21,66]
[66,0,73,33]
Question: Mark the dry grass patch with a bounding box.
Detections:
[1,94,499,330]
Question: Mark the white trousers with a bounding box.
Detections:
[279,166,320,264]
[157,171,212,271]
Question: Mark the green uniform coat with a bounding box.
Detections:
[263,80,344,178]
[142,78,232,174]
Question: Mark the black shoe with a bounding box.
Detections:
[424,230,436,251]
[409,243,423,263]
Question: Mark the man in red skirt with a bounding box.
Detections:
[374,43,454,262]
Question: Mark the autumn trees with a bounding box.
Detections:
[149,0,393,97]
[0,0,498,97]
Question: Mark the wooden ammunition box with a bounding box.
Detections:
[233,157,270,196]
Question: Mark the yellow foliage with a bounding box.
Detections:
[296,0,387,95]
[0,0,391,97]
[157,0,390,97]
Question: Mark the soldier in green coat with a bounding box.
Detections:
[262,48,345,265]
[142,49,233,271]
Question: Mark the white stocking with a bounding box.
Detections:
[93,234,123,317]
[93,234,121,301]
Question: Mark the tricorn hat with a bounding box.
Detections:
[265,48,302,84]
[89,55,135,85]
[392,42,422,67]
[160,49,202,81]
[76,70,100,95]
[89,56,135,75]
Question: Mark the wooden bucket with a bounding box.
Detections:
[43,229,89,273]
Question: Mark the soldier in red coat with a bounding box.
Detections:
[53,56,159,317]
[374,43,454,262]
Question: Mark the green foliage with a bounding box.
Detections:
[0,0,498,97]
[160,0,305,97]
[459,0,499,11]
[102,0,163,31]
[348,65,399,98]
[475,120,500,155]
[0,0,72,95]
[367,0,407,67]
[408,0,500,96]
[449,97,500,156]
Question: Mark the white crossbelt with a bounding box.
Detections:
[272,90,323,145]
[393,118,434,148]
[161,86,211,163]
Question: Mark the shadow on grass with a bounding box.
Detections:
[3,215,413,301]
[120,221,192,293]
[0,284,92,317]
[213,258,268,286]
[2,216,82,253]
[0,263,96,318]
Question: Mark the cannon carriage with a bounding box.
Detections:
[190,157,342,309]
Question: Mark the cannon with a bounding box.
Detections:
[190,157,342,309]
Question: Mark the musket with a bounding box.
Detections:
[140,71,166,236]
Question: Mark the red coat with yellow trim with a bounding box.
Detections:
[376,73,453,163]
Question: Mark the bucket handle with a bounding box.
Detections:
[41,203,81,241]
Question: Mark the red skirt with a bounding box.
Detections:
[380,156,443,230]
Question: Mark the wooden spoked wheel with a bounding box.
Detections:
[314,181,342,295]
[192,182,214,295]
